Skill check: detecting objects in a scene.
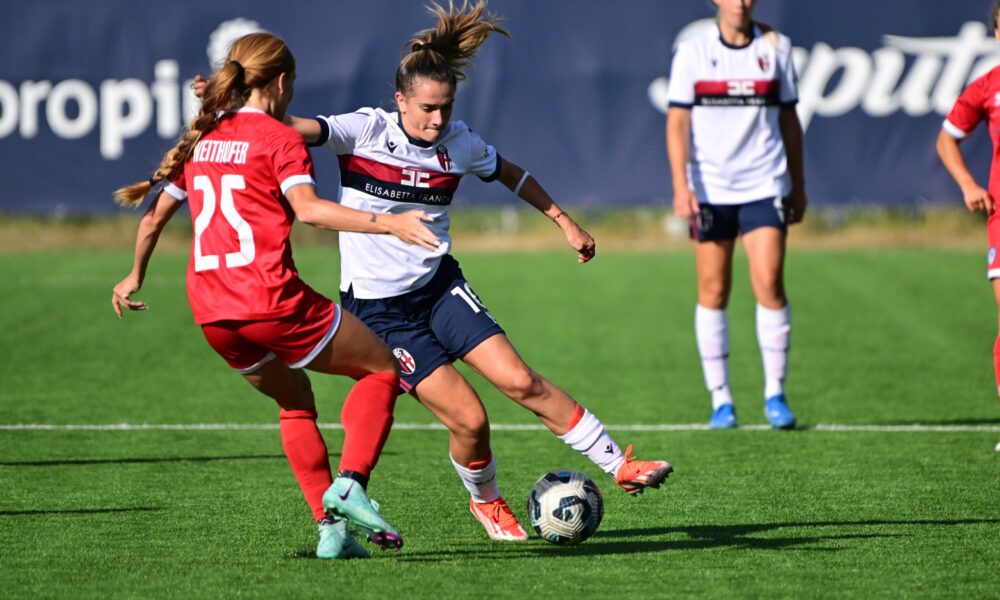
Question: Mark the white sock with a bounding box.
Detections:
[756,303,791,399]
[696,305,733,410]
[450,452,500,503]
[558,408,625,477]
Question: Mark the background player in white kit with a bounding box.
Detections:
[272,0,674,541]
[666,0,807,429]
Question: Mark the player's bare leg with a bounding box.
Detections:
[415,363,527,540]
[743,226,795,429]
[463,334,672,495]
[992,279,1000,399]
[694,239,738,427]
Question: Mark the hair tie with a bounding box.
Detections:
[148,177,159,187]
[415,43,432,51]
[229,60,245,80]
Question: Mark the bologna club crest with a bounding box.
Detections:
[436,144,453,171]
[758,54,770,72]
[393,348,417,375]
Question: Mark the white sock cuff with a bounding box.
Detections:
[696,304,728,321]
[558,409,602,449]
[450,453,496,481]
[756,302,790,324]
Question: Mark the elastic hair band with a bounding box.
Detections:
[148,177,159,187]
[513,171,530,196]
[229,60,245,83]
[415,43,432,51]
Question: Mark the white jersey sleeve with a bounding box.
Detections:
[776,35,798,105]
[465,128,501,181]
[666,41,697,108]
[314,109,375,154]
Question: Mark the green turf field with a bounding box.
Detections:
[2,248,999,598]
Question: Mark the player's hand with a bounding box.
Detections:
[673,187,699,220]
[557,214,596,263]
[112,273,147,319]
[962,184,994,214]
[786,188,808,224]
[192,75,207,99]
[386,211,440,250]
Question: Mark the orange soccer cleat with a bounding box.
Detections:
[469,497,529,541]
[614,445,673,495]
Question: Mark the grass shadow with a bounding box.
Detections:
[0,507,161,517]
[0,453,358,467]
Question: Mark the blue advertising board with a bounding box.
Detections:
[1,1,998,212]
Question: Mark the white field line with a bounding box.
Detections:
[1,423,999,433]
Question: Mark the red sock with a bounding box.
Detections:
[279,409,332,521]
[338,371,399,478]
[993,335,1000,397]
[565,402,585,430]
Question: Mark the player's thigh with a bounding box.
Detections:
[742,225,787,306]
[413,363,490,437]
[242,358,316,412]
[462,333,538,396]
[694,239,736,308]
[304,309,397,380]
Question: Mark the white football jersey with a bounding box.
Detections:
[314,107,501,299]
[667,23,798,205]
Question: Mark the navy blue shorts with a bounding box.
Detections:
[340,254,505,394]
[689,196,788,242]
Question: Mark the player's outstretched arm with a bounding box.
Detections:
[285,184,440,249]
[497,157,595,263]
[112,191,182,319]
[191,76,322,144]
[936,129,994,214]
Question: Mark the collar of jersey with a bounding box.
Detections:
[395,112,437,148]
[717,23,757,50]
[236,107,267,115]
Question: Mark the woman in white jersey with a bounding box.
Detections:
[268,1,673,542]
[666,0,807,429]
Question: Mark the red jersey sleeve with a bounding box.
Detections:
[163,161,188,201]
[271,129,316,196]
[944,75,987,139]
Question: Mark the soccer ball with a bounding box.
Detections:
[527,470,604,545]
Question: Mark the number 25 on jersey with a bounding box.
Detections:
[192,174,256,272]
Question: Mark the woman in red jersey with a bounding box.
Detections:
[111,32,439,559]
[667,0,806,430]
[937,1,1000,436]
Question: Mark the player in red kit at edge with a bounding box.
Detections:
[111,32,439,559]
[937,1,1000,446]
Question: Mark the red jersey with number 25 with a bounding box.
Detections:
[163,108,318,325]
[943,65,1000,202]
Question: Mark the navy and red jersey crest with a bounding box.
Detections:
[758,54,770,72]
[436,144,453,171]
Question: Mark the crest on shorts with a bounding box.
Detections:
[758,54,770,72]
[393,348,416,375]
[436,144,453,171]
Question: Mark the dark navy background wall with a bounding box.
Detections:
[1,1,996,212]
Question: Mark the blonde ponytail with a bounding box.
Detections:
[114,33,294,206]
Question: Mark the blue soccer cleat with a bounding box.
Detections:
[764,394,796,430]
[322,477,403,551]
[316,516,369,560]
[709,403,738,429]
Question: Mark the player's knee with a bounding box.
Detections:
[450,407,489,441]
[698,286,729,309]
[499,366,545,402]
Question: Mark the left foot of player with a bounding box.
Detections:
[614,444,673,495]
[764,393,796,430]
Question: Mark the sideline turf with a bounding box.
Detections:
[1,249,998,598]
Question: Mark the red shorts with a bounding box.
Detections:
[201,294,340,373]
[990,212,1000,280]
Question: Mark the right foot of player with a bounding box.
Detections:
[316,516,369,559]
[322,477,403,551]
[709,403,738,429]
[614,444,673,495]
[469,497,529,541]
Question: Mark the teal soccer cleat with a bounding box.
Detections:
[764,394,796,430]
[322,477,403,551]
[316,517,369,560]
